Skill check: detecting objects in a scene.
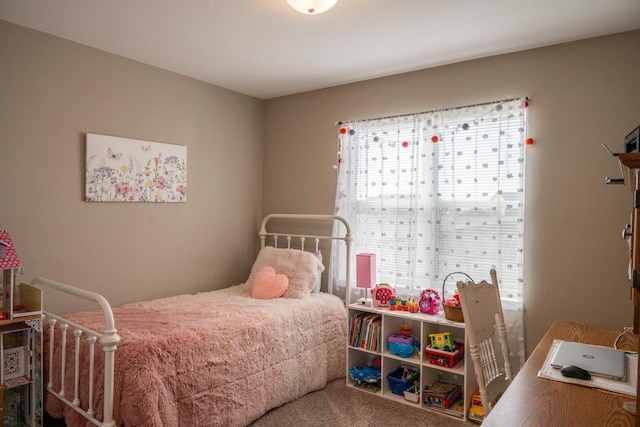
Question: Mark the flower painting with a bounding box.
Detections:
[85,133,187,203]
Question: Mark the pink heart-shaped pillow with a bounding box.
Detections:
[252,266,289,299]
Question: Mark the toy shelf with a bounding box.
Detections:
[346,303,477,421]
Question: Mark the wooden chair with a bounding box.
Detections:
[456,269,513,417]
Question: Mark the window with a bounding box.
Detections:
[334,98,527,304]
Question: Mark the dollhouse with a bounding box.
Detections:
[1,231,21,321]
[0,230,43,426]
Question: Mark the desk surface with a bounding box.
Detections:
[483,320,638,427]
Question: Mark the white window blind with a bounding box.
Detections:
[334,98,527,302]
[333,97,528,371]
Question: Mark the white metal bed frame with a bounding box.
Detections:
[31,213,351,427]
[30,277,119,427]
[258,213,352,300]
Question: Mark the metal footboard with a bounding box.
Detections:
[30,277,120,427]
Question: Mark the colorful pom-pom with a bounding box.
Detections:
[431,135,439,143]
[340,128,347,134]
[348,129,356,135]
[462,123,469,131]
[525,137,534,146]
[402,141,409,148]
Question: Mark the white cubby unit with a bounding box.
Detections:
[347,304,477,421]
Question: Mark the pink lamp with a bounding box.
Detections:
[356,253,376,306]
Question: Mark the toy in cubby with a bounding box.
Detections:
[423,380,462,408]
[429,332,455,351]
[349,355,381,389]
[404,380,420,403]
[387,364,419,396]
[388,322,420,358]
[425,331,464,368]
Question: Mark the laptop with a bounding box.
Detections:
[550,341,627,381]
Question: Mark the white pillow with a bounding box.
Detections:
[312,250,323,294]
[247,246,325,299]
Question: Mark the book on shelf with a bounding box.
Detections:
[349,312,381,352]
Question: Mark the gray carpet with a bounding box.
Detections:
[249,378,477,427]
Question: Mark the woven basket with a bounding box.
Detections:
[443,304,464,322]
[441,272,474,322]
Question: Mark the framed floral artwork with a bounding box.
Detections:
[85,133,187,202]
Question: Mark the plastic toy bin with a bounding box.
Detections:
[425,343,464,368]
[386,365,419,396]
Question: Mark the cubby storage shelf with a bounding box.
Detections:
[347,303,477,421]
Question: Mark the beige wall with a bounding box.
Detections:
[3,18,640,356]
[264,30,640,354]
[0,20,265,314]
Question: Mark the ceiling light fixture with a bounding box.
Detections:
[286,0,338,15]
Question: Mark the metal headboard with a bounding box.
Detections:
[258,214,352,302]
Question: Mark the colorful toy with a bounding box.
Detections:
[468,392,485,423]
[423,381,462,408]
[0,231,26,320]
[450,395,465,414]
[388,322,420,358]
[371,283,395,308]
[426,332,463,367]
[349,365,381,384]
[387,365,419,396]
[389,296,411,311]
[425,343,464,368]
[406,299,418,313]
[404,380,420,403]
[419,289,441,314]
[349,356,381,385]
[429,332,455,351]
[444,289,461,308]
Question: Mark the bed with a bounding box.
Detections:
[32,214,352,427]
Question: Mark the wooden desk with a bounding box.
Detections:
[483,320,638,427]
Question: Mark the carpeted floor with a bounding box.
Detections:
[45,377,477,426]
[249,378,477,427]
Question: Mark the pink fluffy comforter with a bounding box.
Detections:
[45,283,347,427]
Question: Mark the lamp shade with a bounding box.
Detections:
[356,253,376,289]
[286,0,338,14]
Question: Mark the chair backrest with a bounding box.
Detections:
[456,269,512,417]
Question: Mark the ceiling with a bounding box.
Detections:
[1,0,639,100]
